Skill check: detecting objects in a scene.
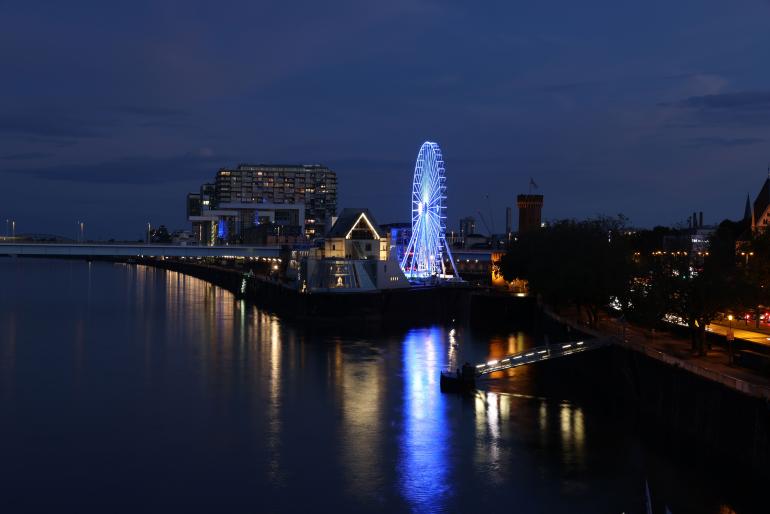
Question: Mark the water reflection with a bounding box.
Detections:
[560,403,585,467]
[0,260,753,513]
[333,337,386,502]
[0,310,15,401]
[263,313,283,484]
[399,328,450,512]
[473,391,513,484]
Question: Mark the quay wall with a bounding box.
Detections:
[528,329,770,481]
[145,259,473,327]
[607,344,770,479]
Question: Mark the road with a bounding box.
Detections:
[707,320,770,347]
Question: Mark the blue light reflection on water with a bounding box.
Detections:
[399,327,451,513]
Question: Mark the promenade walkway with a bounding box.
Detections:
[546,308,770,401]
[708,319,770,347]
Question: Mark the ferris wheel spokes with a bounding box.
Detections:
[400,141,460,280]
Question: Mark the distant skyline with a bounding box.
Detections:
[2,1,770,239]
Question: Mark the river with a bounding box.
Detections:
[0,259,760,513]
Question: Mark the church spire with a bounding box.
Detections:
[744,193,753,223]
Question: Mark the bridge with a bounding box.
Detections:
[473,337,612,376]
[0,242,281,259]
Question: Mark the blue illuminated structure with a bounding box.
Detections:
[400,142,459,279]
[217,219,228,240]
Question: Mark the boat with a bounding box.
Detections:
[440,363,476,393]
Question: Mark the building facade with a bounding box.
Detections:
[459,217,476,239]
[213,164,337,238]
[188,164,337,244]
[516,194,544,233]
[298,208,408,291]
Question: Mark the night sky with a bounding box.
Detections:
[2,1,770,239]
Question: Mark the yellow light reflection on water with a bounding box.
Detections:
[332,336,386,501]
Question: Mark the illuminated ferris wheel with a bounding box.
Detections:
[400,141,459,279]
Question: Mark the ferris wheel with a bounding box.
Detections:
[400,141,459,279]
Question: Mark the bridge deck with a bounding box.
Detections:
[474,338,612,376]
[0,243,280,258]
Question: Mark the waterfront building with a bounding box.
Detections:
[213,164,337,238]
[452,249,493,283]
[324,208,389,260]
[299,208,408,291]
[464,232,489,249]
[380,222,411,263]
[188,164,337,244]
[449,248,525,292]
[517,194,544,233]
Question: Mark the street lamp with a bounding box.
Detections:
[147,222,151,244]
[740,251,754,265]
[727,314,735,366]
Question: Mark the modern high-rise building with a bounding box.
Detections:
[214,164,337,237]
[516,194,543,233]
[189,164,338,243]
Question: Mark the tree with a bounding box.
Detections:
[150,225,171,244]
[499,216,631,327]
[663,221,738,355]
[736,226,770,326]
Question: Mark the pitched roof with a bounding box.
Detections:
[327,208,387,239]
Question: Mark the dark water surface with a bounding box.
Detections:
[0,259,759,513]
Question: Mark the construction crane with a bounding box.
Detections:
[477,195,495,235]
[477,210,492,236]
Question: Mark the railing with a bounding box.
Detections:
[474,338,612,376]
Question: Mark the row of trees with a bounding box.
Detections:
[497,216,770,355]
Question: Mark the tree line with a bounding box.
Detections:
[497,215,770,355]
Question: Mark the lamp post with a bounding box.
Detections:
[146,222,151,244]
[11,220,15,239]
[727,314,735,366]
[740,251,754,266]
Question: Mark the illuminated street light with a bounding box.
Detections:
[740,251,754,265]
[727,314,735,366]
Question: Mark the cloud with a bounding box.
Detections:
[684,137,765,148]
[115,105,189,118]
[1,151,225,184]
[539,80,605,94]
[665,91,770,126]
[680,91,770,110]
[0,115,110,139]
[1,151,54,160]
[325,157,411,173]
[116,105,192,128]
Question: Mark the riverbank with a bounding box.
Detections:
[542,307,770,480]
